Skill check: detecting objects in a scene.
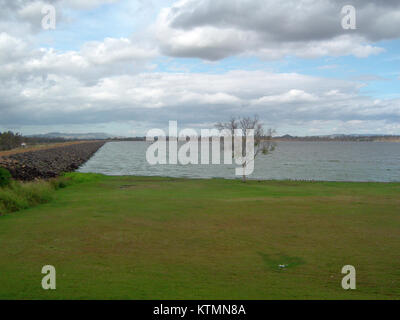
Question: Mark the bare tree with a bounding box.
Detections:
[216,116,276,182]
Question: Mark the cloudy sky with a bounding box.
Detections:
[1,0,400,136]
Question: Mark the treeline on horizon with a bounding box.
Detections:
[0,131,66,151]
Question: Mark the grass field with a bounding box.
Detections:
[0,173,399,299]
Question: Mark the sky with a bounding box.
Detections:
[0,0,400,137]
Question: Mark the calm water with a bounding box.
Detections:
[78,141,400,182]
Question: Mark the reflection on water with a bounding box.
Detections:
[78,141,400,182]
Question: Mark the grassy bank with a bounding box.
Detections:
[0,173,399,299]
[0,177,70,215]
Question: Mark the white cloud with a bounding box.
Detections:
[0,33,157,83]
[0,0,122,36]
[1,68,399,135]
[252,90,318,104]
[62,0,120,10]
[0,32,31,63]
[0,0,399,135]
[155,0,398,60]
[17,1,47,22]
[81,37,156,65]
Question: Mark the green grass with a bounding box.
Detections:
[0,173,399,299]
[0,177,71,215]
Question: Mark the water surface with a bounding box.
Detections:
[79,141,400,182]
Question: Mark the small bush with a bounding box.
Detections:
[0,188,29,213]
[0,176,72,215]
[19,181,54,205]
[49,176,71,190]
[0,167,12,188]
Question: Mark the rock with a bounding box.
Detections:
[0,141,105,181]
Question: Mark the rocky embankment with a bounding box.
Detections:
[0,141,106,181]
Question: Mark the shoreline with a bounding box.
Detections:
[76,173,400,184]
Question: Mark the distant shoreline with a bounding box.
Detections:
[272,138,400,143]
[111,137,400,143]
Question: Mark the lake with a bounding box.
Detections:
[78,141,400,182]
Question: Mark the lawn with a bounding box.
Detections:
[0,173,399,299]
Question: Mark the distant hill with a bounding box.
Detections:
[274,134,400,142]
[27,132,400,142]
[28,132,114,140]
